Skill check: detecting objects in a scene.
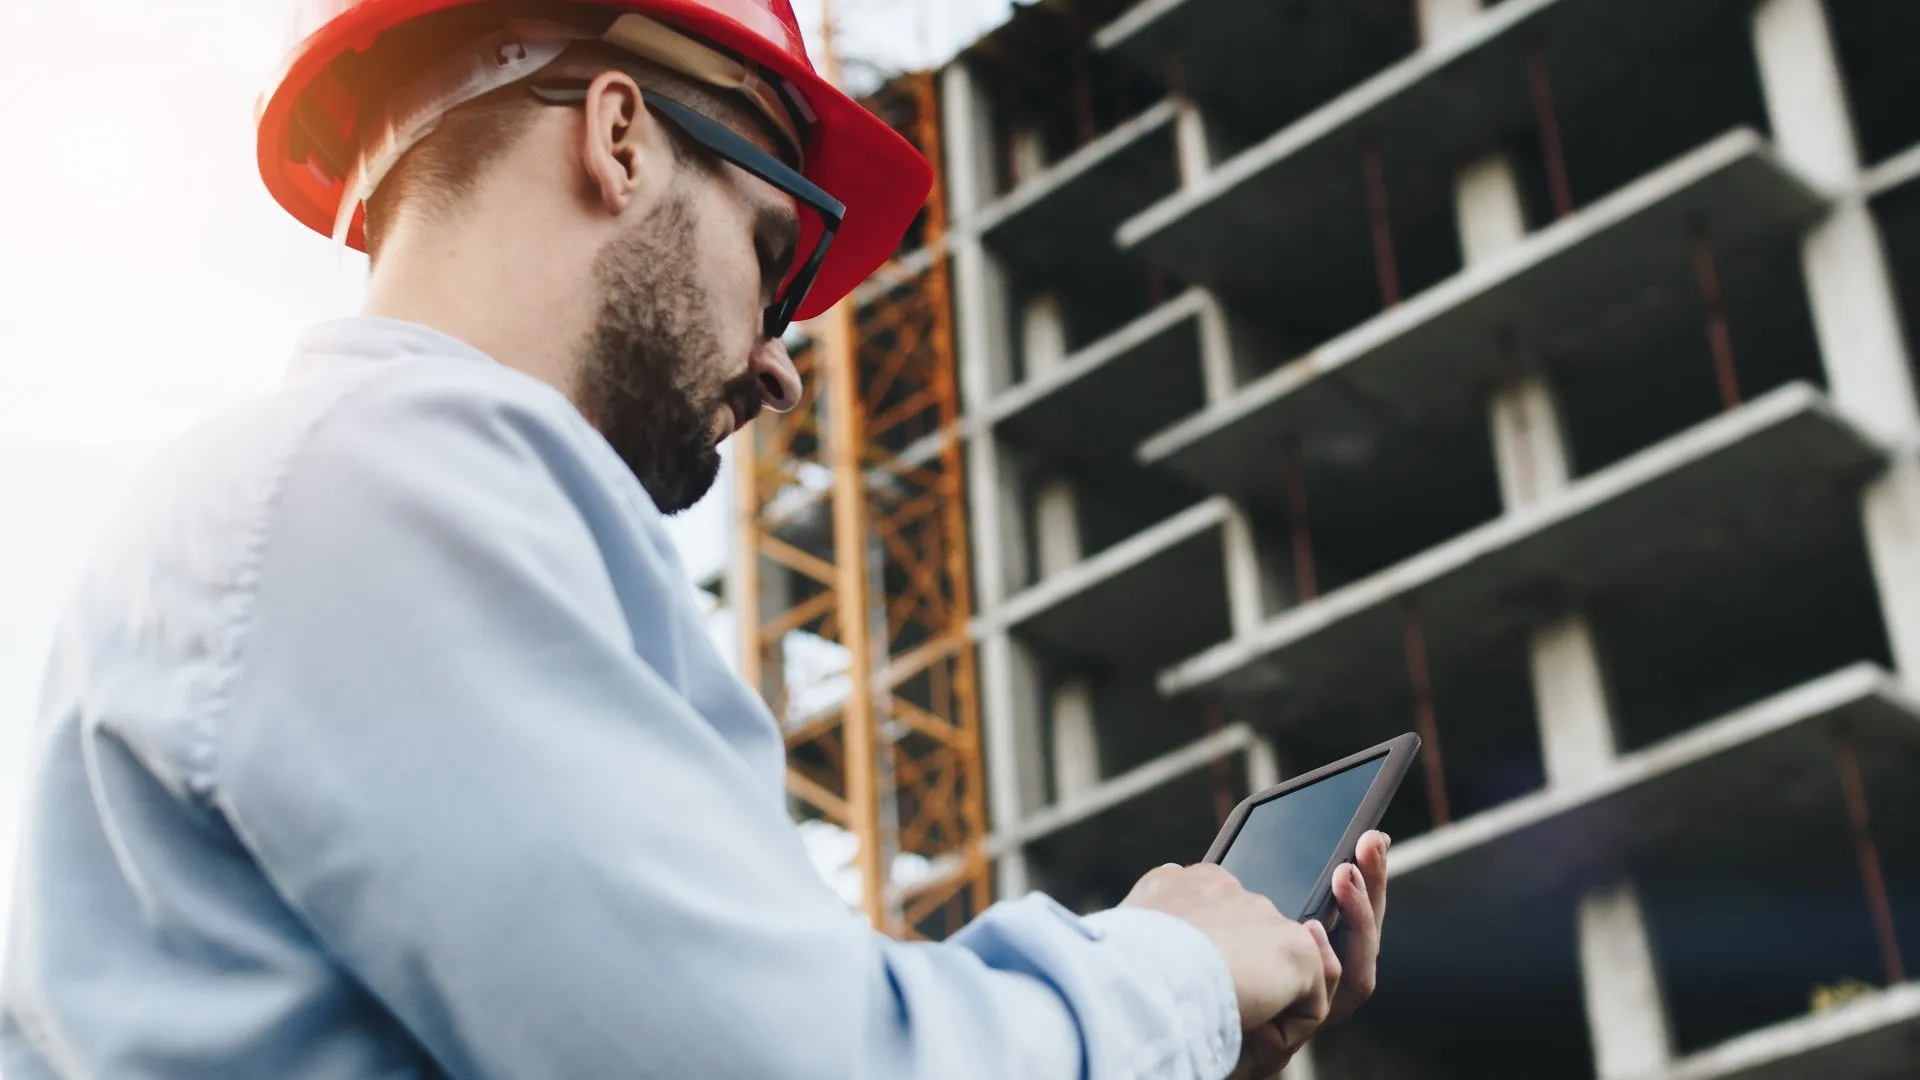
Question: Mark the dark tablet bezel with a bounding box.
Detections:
[1202,732,1422,924]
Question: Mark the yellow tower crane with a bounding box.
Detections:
[732,1,991,939]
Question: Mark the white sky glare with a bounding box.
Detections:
[0,0,1017,957]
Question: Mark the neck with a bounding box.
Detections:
[361,211,595,402]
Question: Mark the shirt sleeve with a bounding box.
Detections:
[212,369,1242,1080]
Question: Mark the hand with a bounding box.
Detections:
[1326,830,1390,1026]
[1119,863,1341,1076]
[1225,831,1393,1077]
[1224,919,1341,1080]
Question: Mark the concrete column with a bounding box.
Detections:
[1531,616,1617,784]
[1531,611,1677,1076]
[1197,289,1279,404]
[1022,291,1070,381]
[1221,502,1289,637]
[1800,205,1920,436]
[1454,153,1528,262]
[941,62,997,232]
[1417,1,1674,1073]
[1501,339,1675,1080]
[1485,188,1676,1080]
[1245,733,1281,793]
[1489,369,1573,510]
[1034,476,1082,579]
[1861,457,1920,680]
[1198,290,1239,405]
[982,634,1048,897]
[943,60,1043,895]
[1011,124,1048,188]
[1049,678,1100,801]
[1578,882,1675,1078]
[1499,404,1672,1076]
[988,449,1031,598]
[1750,0,1863,195]
[943,62,1015,413]
[1752,0,1920,681]
[1416,0,1484,46]
[1174,98,1217,189]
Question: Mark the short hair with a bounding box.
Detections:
[361,33,788,261]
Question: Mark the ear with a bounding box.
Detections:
[577,70,675,218]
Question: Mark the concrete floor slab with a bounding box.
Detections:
[1095,0,1414,138]
[893,722,1251,914]
[1002,496,1234,665]
[991,287,1212,467]
[997,720,1251,854]
[1658,979,1920,1080]
[1013,723,1256,912]
[1159,385,1887,709]
[1865,139,1920,201]
[1388,664,1918,904]
[1116,0,1742,308]
[978,98,1180,297]
[1137,130,1825,494]
[1370,663,1920,1038]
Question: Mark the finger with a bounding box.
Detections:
[1333,863,1378,961]
[1199,861,1245,891]
[1328,865,1378,1022]
[1266,924,1335,1073]
[1267,960,1328,1060]
[1357,831,1390,925]
[1274,1006,1320,1060]
[1235,1022,1299,1080]
[1119,863,1184,906]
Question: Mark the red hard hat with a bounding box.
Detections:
[257,0,932,320]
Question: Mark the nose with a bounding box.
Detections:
[751,335,804,414]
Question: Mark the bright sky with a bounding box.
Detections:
[0,0,1014,964]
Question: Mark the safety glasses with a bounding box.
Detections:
[529,80,844,339]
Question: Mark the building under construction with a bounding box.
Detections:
[731,0,1920,1075]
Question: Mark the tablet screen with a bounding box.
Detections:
[1219,754,1387,919]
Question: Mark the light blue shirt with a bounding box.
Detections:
[2,317,1241,1079]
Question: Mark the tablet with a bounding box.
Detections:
[1202,733,1421,926]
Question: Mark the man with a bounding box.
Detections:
[0,1,1391,1077]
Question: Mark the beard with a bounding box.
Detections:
[576,189,764,515]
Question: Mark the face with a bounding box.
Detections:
[575,105,803,515]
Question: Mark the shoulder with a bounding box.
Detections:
[259,350,675,586]
[65,352,662,781]
[125,351,640,592]
[277,354,682,582]
[294,353,623,493]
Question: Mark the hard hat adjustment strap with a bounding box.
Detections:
[331,23,573,250]
[329,14,811,253]
[599,13,806,162]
